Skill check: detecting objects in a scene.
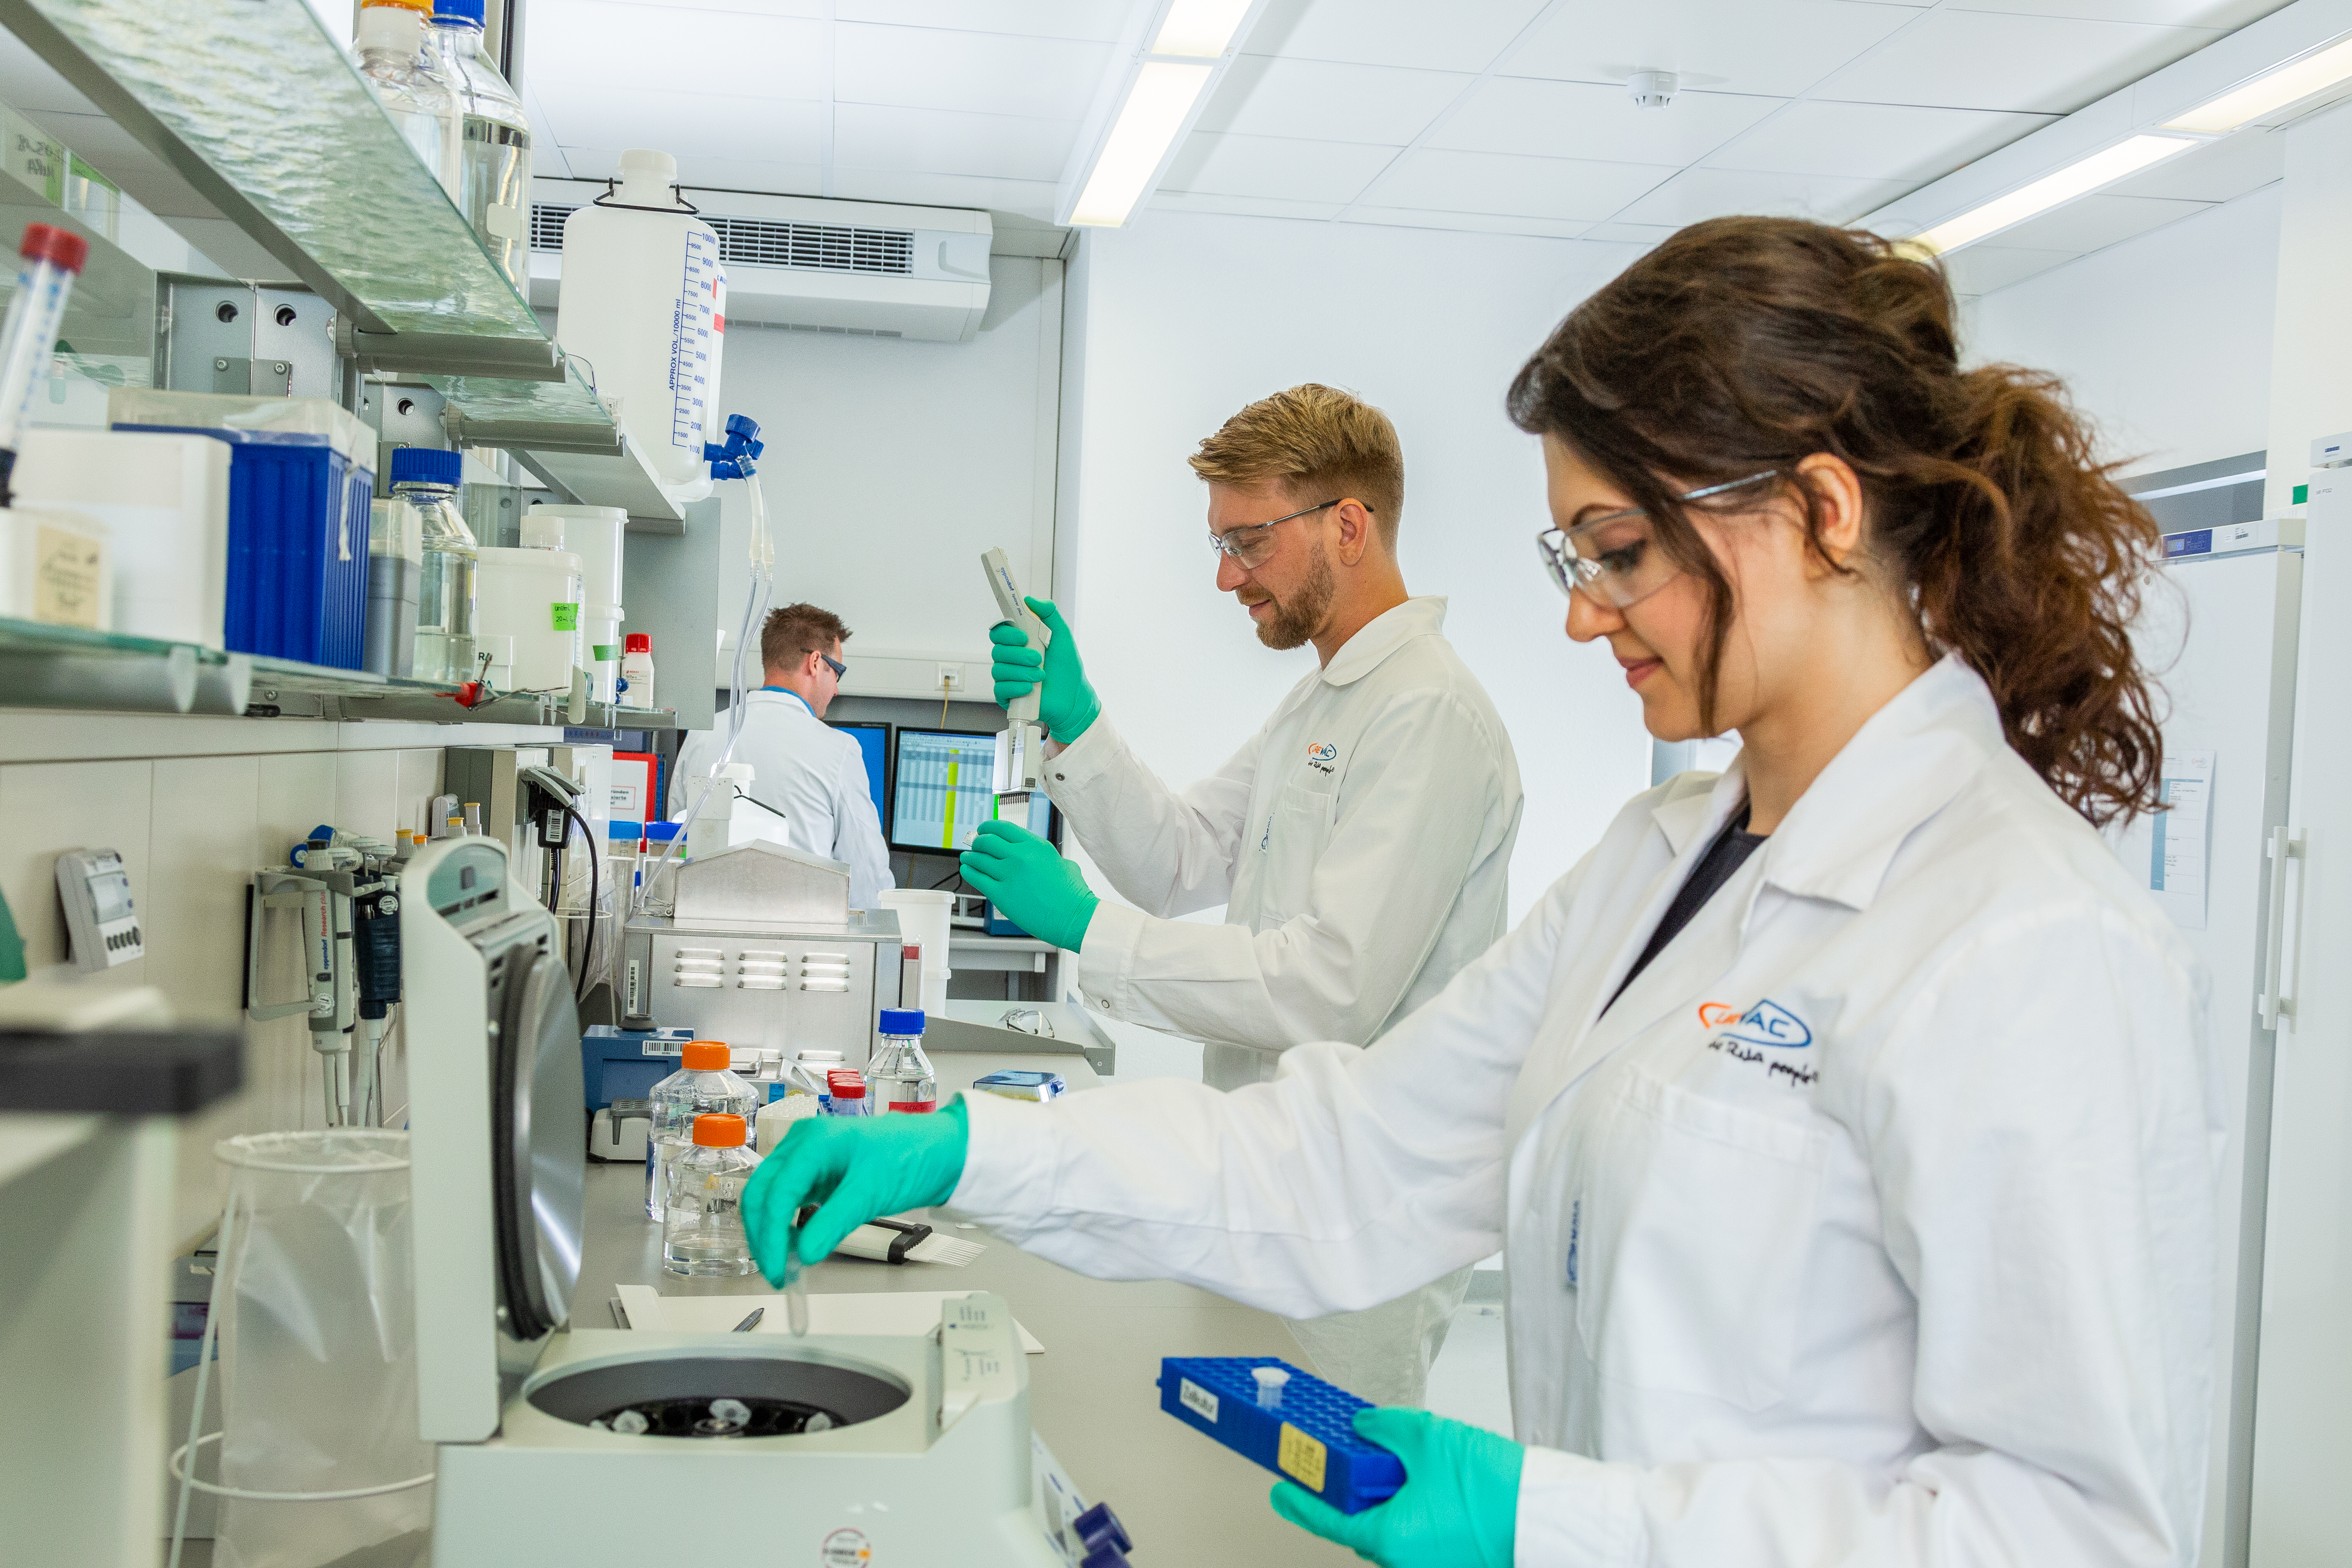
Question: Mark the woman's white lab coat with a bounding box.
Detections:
[951,654,2221,1566]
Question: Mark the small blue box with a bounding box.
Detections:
[1157,1356,1402,1514]
[580,1024,694,1109]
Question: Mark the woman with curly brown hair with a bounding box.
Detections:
[744,217,2218,1568]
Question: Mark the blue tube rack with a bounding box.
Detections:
[1156,1356,1403,1514]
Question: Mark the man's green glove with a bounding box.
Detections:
[741,1098,970,1285]
[958,819,1098,953]
[990,596,1100,744]
[1270,1408,1523,1568]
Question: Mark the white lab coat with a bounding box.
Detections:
[1048,595,1523,1087]
[670,690,893,909]
[953,654,2221,1566]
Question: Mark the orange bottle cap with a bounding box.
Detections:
[682,1040,729,1070]
[693,1113,746,1147]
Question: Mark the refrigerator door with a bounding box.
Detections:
[2131,541,2301,1568]
[2252,481,2352,1566]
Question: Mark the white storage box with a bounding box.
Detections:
[13,428,231,646]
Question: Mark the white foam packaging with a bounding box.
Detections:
[11,428,231,645]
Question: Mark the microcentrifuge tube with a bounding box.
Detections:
[1252,1366,1290,1410]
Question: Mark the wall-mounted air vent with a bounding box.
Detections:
[530,204,915,277]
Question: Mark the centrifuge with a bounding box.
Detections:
[401,836,1113,1566]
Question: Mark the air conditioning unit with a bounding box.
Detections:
[527,181,992,343]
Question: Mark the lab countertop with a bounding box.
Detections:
[568,1049,1355,1567]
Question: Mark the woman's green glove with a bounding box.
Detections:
[989,595,1100,744]
[958,819,1098,953]
[1270,1408,1523,1568]
[741,1098,970,1285]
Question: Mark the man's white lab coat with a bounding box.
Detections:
[670,689,893,909]
[952,655,2221,1565]
[1047,596,1522,1088]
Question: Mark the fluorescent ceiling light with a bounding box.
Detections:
[1069,60,1214,227]
[1154,0,1254,57]
[2165,34,2352,133]
[1914,134,2195,254]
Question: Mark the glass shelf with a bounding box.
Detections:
[0,0,619,449]
[0,616,680,728]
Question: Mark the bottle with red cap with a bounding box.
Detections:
[618,632,654,708]
[0,223,88,506]
[662,1112,760,1277]
[642,1038,760,1219]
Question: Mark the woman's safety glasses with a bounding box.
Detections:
[1536,470,1779,608]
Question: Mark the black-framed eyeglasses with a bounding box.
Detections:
[1208,498,1358,568]
[819,652,847,679]
[1535,470,1779,609]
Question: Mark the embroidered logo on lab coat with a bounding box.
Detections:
[1698,998,1812,1049]
[1304,740,1338,775]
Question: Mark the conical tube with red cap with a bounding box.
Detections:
[0,223,88,506]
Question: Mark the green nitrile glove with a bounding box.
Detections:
[741,1098,970,1283]
[1270,1408,1523,1568]
[958,819,1098,953]
[989,595,1100,744]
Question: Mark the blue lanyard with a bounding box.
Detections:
[759,686,815,717]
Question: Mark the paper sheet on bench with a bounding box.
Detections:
[614,1285,1043,1353]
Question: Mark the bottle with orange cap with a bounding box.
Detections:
[642,1039,760,1220]
[662,1112,761,1277]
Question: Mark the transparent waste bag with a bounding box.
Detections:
[175,1130,435,1568]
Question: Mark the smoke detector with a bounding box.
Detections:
[1627,71,1679,110]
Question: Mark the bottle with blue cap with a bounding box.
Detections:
[395,446,477,683]
[871,1009,937,1116]
[427,0,532,291]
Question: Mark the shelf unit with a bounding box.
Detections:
[0,0,688,518]
[0,616,682,728]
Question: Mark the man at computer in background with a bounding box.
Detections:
[958,383,1524,1407]
[670,602,893,910]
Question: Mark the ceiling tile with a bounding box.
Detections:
[1703,100,2055,181]
[1979,192,2212,252]
[536,89,828,163]
[834,22,1113,118]
[1341,206,1595,240]
[1242,0,1552,73]
[1432,78,1785,165]
[1937,242,2078,295]
[1810,11,2222,114]
[1194,56,1474,145]
[1945,0,2285,24]
[829,168,1064,220]
[1162,131,1400,203]
[2105,128,2284,201]
[531,2,829,98]
[1151,191,1350,221]
[834,104,1080,183]
[1504,0,1919,98]
[1614,165,1911,224]
[562,149,825,198]
[836,0,1133,40]
[1362,148,1677,220]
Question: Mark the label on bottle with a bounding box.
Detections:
[887,1099,936,1114]
[551,601,579,631]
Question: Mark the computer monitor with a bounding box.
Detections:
[827,720,891,833]
[888,728,1002,855]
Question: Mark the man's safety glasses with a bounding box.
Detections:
[1207,498,1347,569]
[819,652,847,679]
[1535,470,1779,608]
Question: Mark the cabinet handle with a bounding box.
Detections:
[2259,826,2303,1031]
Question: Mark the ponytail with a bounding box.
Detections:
[1506,217,2165,824]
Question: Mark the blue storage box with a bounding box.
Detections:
[108,390,373,669]
[580,1023,695,1109]
[1158,1356,1403,1513]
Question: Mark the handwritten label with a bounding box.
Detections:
[1707,1033,1820,1089]
[1179,1378,1218,1423]
[1278,1423,1327,1491]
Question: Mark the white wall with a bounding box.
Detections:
[1964,182,2282,480]
[2264,102,2352,514]
[1056,210,1655,932]
[701,254,1063,697]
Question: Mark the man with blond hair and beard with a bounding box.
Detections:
[958,383,1523,1406]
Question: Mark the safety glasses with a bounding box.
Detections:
[1207,499,1345,569]
[1535,470,1780,608]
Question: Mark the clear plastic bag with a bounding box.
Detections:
[174,1130,435,1568]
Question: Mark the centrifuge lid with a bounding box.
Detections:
[494,947,585,1341]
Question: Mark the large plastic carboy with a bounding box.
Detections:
[428,0,531,290]
[394,447,475,684]
[350,0,459,196]
[662,1114,760,1277]
[871,1009,936,1115]
[644,1039,760,1219]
